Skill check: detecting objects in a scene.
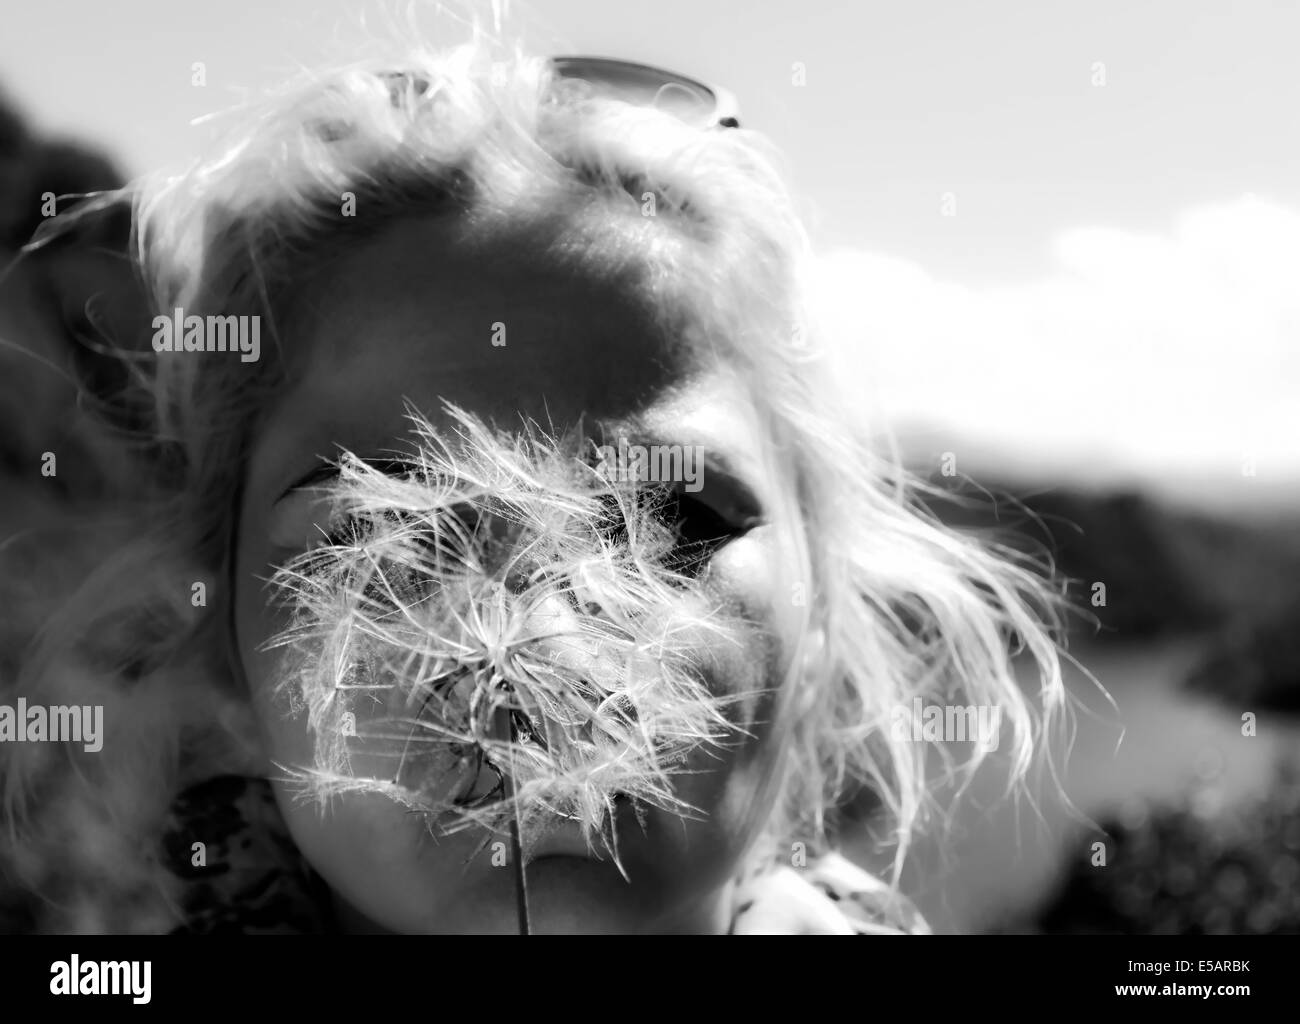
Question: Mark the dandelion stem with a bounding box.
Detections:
[510,798,530,935]
[497,705,531,935]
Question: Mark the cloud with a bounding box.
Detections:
[811,196,1300,491]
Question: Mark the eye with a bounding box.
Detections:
[658,483,762,578]
[267,458,425,554]
[267,481,343,553]
[589,449,763,577]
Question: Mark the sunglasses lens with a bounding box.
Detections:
[552,58,726,127]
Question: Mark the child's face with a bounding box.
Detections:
[231,214,806,933]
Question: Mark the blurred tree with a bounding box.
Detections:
[0,91,123,249]
[0,89,144,497]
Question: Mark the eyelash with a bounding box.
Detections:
[284,466,762,580]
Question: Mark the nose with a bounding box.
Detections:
[516,586,607,681]
[441,586,604,804]
[500,581,635,749]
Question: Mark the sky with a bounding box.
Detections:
[2,0,1297,511]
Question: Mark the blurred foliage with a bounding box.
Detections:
[1186,596,1300,713]
[1016,762,1300,934]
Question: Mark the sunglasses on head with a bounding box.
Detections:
[378,56,741,130]
[550,56,741,129]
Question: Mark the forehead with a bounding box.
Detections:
[250,212,721,478]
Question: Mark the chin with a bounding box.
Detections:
[311,790,738,933]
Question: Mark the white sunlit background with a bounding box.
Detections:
[2,0,1298,936]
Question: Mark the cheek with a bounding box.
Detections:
[232,534,510,932]
[661,524,806,853]
[232,536,308,767]
[700,522,806,735]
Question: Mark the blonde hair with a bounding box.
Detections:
[4,26,1071,929]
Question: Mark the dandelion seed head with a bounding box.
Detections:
[263,403,746,859]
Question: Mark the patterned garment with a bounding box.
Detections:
[161,775,929,935]
[728,853,931,935]
[162,775,335,934]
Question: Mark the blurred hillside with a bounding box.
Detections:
[924,480,1300,712]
